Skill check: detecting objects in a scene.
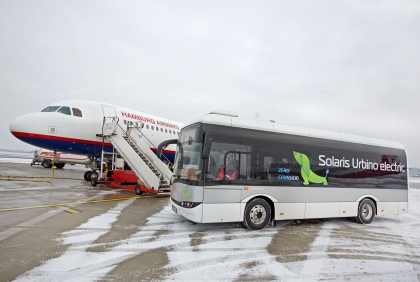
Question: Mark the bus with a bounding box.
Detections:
[169,110,408,230]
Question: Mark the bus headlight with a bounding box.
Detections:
[181,201,201,208]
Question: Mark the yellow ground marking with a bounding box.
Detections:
[51,204,81,214]
[0,194,170,213]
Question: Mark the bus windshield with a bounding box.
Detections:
[173,125,203,182]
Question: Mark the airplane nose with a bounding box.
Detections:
[9,113,39,137]
[10,115,24,136]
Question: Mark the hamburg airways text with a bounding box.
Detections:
[121,111,180,129]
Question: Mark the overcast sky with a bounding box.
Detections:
[1,1,419,166]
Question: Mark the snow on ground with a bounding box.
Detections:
[6,153,420,281]
[12,188,420,281]
[410,177,420,183]
[13,199,137,282]
[0,157,32,164]
[0,152,33,164]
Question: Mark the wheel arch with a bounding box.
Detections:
[241,194,277,222]
[356,195,379,215]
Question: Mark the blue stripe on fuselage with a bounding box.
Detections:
[16,136,175,163]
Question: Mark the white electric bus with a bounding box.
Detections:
[169,110,408,230]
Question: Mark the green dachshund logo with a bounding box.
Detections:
[184,186,191,199]
[293,151,328,186]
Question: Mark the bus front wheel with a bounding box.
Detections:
[355,198,376,224]
[243,198,271,230]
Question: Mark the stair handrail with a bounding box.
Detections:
[129,126,174,167]
[114,123,166,182]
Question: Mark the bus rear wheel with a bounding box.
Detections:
[355,198,376,224]
[243,198,271,230]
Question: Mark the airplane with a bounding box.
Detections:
[9,100,184,180]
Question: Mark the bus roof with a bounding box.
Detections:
[185,111,405,150]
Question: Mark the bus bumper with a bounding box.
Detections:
[170,197,203,223]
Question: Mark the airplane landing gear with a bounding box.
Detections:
[84,170,98,181]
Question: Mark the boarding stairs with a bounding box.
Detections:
[102,118,172,193]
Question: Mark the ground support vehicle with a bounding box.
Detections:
[88,117,173,196]
[90,169,161,195]
[31,149,90,169]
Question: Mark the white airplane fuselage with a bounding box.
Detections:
[9,100,183,163]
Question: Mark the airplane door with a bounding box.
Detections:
[101,105,117,119]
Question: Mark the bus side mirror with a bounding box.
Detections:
[202,132,212,159]
[157,139,179,158]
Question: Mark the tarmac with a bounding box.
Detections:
[0,162,420,281]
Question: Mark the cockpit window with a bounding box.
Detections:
[72,108,82,117]
[57,106,71,115]
[42,106,61,112]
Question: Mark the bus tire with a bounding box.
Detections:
[42,160,52,168]
[135,184,142,195]
[355,198,376,224]
[84,171,90,181]
[243,198,271,230]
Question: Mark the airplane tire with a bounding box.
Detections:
[84,171,90,181]
[91,177,98,187]
[135,184,143,195]
[86,171,92,181]
[42,160,52,168]
[90,171,98,180]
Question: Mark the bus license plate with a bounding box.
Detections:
[172,205,177,213]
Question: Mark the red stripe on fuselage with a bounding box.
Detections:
[11,131,112,146]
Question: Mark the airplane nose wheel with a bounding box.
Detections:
[84,171,90,181]
[91,173,98,186]
[84,171,98,181]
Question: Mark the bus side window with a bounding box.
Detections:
[250,145,275,183]
[379,154,406,189]
[265,148,295,186]
[237,150,251,181]
[340,154,357,188]
[206,142,251,183]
